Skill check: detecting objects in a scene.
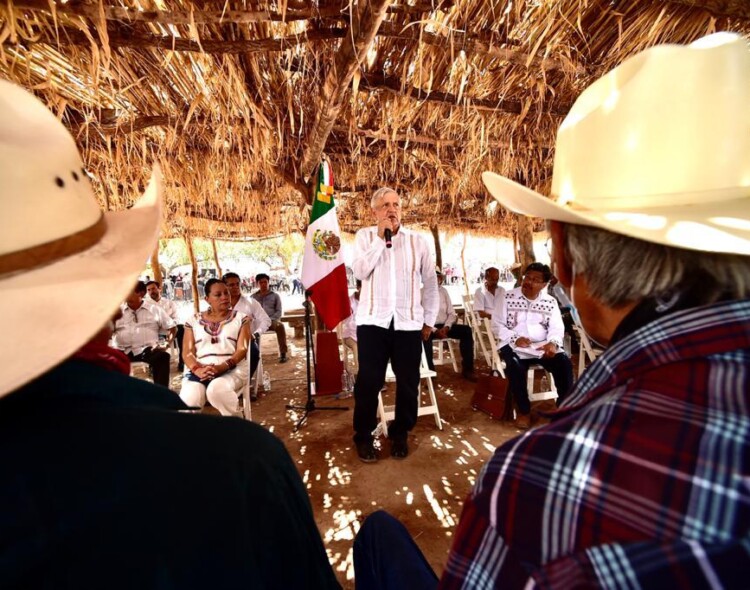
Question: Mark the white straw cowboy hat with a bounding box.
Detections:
[0,79,163,397]
[483,32,750,255]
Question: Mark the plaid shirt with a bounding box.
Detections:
[440,299,750,589]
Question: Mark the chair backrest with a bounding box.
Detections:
[481,317,506,377]
[571,320,605,377]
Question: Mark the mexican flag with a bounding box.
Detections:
[301,160,351,329]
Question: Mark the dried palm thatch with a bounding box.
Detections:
[1,0,748,240]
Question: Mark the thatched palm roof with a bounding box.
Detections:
[1,0,748,240]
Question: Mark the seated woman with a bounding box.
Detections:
[180,278,257,415]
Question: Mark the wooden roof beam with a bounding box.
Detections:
[665,0,750,20]
[377,21,584,74]
[359,72,571,116]
[298,0,393,183]
[12,0,455,25]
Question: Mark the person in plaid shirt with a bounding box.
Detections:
[354,33,750,589]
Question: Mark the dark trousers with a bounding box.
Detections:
[354,510,438,590]
[499,345,574,415]
[249,340,260,377]
[175,325,185,370]
[353,324,422,443]
[128,347,171,388]
[422,323,474,373]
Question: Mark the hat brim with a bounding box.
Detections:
[0,165,163,397]
[482,171,750,255]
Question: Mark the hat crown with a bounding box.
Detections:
[551,33,750,209]
[0,80,101,257]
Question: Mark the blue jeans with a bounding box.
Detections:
[354,511,438,590]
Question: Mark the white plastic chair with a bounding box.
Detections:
[375,348,442,439]
[462,294,493,367]
[432,338,460,373]
[572,321,605,377]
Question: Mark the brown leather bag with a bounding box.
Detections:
[471,369,512,421]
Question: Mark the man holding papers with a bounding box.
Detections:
[492,262,574,429]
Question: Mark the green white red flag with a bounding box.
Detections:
[301,160,351,329]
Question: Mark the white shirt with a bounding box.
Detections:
[232,295,272,335]
[491,287,565,353]
[342,294,359,341]
[113,300,176,355]
[151,295,178,322]
[473,285,505,316]
[433,286,456,328]
[353,226,438,330]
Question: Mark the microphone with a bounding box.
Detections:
[384,228,393,249]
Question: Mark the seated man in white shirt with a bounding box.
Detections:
[473,266,505,319]
[423,271,476,381]
[222,272,271,388]
[492,263,574,429]
[146,280,185,371]
[113,281,176,387]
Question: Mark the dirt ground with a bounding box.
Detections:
[168,327,555,589]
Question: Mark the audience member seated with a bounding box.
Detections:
[113,281,176,387]
[252,272,288,363]
[223,271,271,387]
[180,279,254,416]
[422,270,476,381]
[0,79,339,589]
[472,266,504,319]
[352,33,750,589]
[492,262,574,429]
[146,279,185,371]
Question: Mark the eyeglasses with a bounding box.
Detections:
[522,275,547,284]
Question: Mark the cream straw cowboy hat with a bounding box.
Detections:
[0,79,163,397]
[483,32,750,255]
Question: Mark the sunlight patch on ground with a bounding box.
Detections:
[323,509,361,543]
[327,547,355,581]
[327,465,351,486]
[441,476,453,496]
[406,491,414,505]
[299,445,307,456]
[423,484,456,528]
[460,440,479,456]
[302,469,310,484]
[456,456,468,465]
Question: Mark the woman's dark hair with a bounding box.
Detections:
[204,278,225,297]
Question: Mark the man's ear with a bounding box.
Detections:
[550,221,573,289]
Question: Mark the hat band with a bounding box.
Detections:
[0,215,107,275]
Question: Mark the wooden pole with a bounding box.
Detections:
[211,239,223,278]
[430,225,442,272]
[185,235,200,313]
[516,215,535,272]
[150,242,163,286]
[460,232,470,296]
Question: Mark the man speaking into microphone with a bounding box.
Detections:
[351,187,438,463]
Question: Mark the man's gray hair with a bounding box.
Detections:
[562,223,750,307]
[371,187,399,209]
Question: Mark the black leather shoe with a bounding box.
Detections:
[356,441,377,463]
[279,354,288,363]
[390,437,409,459]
